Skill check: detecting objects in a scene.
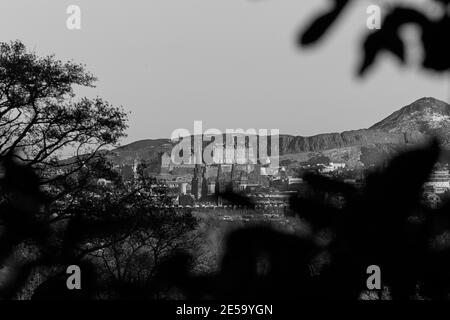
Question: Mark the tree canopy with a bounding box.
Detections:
[0,40,128,181]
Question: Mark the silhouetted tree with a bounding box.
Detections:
[0,40,127,183]
[0,41,200,299]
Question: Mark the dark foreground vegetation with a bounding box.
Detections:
[1,40,450,300]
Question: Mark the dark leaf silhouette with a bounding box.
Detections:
[299,0,351,46]
[300,1,450,75]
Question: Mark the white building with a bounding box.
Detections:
[424,167,450,194]
[319,162,346,173]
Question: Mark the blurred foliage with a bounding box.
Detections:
[156,140,450,300]
[300,0,450,76]
[0,155,199,299]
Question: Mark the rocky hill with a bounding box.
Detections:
[107,97,450,168]
[371,97,450,133]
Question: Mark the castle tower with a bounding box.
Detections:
[191,164,202,201]
[160,152,173,174]
[215,164,222,195]
[208,180,216,194]
[215,164,222,205]
[228,164,235,191]
[132,157,140,180]
[180,182,187,195]
[239,171,248,192]
[201,166,208,200]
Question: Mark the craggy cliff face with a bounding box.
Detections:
[108,97,450,168]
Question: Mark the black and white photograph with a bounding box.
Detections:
[1,0,450,315]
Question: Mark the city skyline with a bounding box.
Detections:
[0,0,448,146]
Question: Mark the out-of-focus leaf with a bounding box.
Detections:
[358,8,429,76]
[299,0,351,46]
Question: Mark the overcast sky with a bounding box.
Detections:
[0,0,447,145]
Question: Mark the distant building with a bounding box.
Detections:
[237,172,249,191]
[119,164,134,181]
[191,164,202,200]
[160,152,172,174]
[132,158,140,180]
[207,179,216,194]
[160,151,196,175]
[180,182,187,195]
[96,178,112,187]
[201,166,209,199]
[424,166,450,194]
[319,162,346,173]
[288,177,303,185]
